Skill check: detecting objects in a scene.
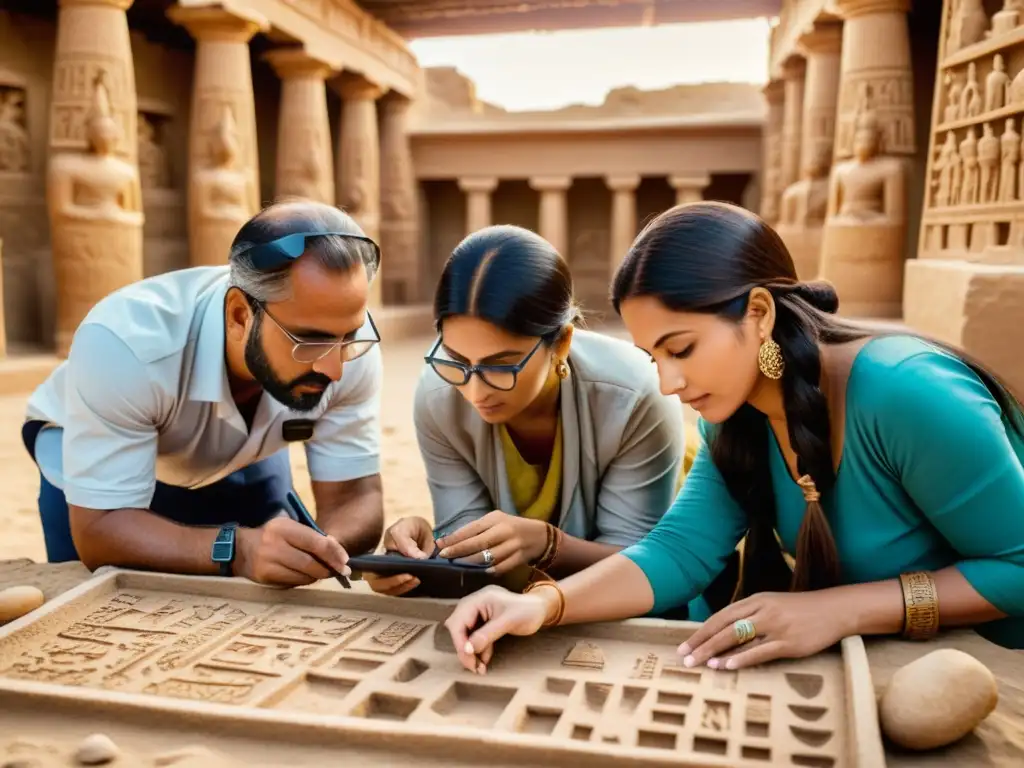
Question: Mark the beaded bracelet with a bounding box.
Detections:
[899,571,940,640]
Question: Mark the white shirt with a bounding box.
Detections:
[25,266,382,511]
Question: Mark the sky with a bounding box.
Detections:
[408,18,773,112]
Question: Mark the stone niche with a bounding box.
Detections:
[908,0,1024,398]
[137,99,187,277]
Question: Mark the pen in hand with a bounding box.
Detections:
[285,490,351,589]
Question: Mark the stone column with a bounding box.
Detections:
[334,73,383,307]
[264,47,335,204]
[780,57,807,191]
[529,176,572,255]
[669,175,710,206]
[48,0,143,357]
[379,92,419,305]
[760,79,786,224]
[167,5,264,267]
[776,20,843,280]
[458,177,498,234]
[819,0,914,317]
[607,174,640,275]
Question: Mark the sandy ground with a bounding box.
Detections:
[0,334,438,563]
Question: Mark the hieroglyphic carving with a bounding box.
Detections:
[836,75,915,159]
[48,69,143,357]
[50,55,135,163]
[0,86,29,173]
[347,620,427,655]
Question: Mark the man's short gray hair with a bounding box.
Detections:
[228,199,380,304]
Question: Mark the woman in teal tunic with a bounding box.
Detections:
[442,201,1024,674]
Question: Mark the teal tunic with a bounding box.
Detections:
[621,335,1024,649]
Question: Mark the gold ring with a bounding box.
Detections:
[733,618,756,645]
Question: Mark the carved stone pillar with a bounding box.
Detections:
[334,73,383,307]
[819,0,914,317]
[458,177,498,234]
[781,57,807,190]
[669,175,710,206]
[529,176,571,255]
[777,20,843,280]
[48,0,143,357]
[607,174,640,275]
[168,5,264,268]
[379,92,419,305]
[264,48,335,204]
[761,80,786,224]
[905,0,1024,397]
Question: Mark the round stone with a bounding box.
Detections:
[879,648,998,750]
[74,734,120,766]
[0,586,45,624]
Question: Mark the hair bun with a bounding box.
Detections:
[793,279,839,314]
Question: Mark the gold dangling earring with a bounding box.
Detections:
[758,338,784,380]
[555,360,569,379]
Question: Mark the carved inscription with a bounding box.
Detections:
[348,620,427,655]
[630,653,658,680]
[562,641,605,670]
[50,55,133,156]
[836,75,915,158]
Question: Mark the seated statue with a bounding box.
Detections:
[191,105,251,267]
[47,70,143,356]
[778,140,832,228]
[820,104,907,317]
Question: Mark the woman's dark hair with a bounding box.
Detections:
[612,201,1024,599]
[435,224,582,339]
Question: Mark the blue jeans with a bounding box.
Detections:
[22,420,293,563]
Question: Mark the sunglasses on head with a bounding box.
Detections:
[238,231,381,271]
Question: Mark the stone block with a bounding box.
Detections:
[904,259,1024,398]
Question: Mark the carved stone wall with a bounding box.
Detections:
[905,0,1024,399]
[760,80,786,224]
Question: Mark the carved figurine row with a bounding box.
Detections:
[942,55,1024,125]
[946,1,1024,57]
[931,119,1024,207]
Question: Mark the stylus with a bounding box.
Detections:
[286,490,351,589]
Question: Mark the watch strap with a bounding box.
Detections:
[212,522,239,577]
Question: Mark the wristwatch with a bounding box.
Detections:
[211,522,239,577]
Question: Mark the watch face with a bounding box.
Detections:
[212,525,236,562]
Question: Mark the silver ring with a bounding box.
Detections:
[482,549,494,565]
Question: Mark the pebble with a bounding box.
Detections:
[0,586,45,623]
[73,734,120,766]
[879,648,999,750]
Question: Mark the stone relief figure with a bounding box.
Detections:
[0,87,30,173]
[826,106,905,225]
[959,63,983,119]
[986,54,1011,112]
[944,73,963,123]
[992,0,1022,36]
[934,131,961,207]
[191,104,250,266]
[947,0,989,54]
[959,127,980,205]
[1000,118,1020,202]
[137,113,169,189]
[780,139,832,226]
[978,122,1000,202]
[47,69,143,357]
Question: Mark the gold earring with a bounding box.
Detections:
[758,338,784,380]
[555,361,569,379]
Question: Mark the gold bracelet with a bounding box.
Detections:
[899,571,940,640]
[524,580,565,628]
[533,523,558,571]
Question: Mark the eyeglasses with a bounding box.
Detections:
[255,299,381,364]
[237,230,381,272]
[425,336,545,391]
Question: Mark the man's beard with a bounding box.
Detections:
[245,312,332,412]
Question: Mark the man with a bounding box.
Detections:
[21,200,385,587]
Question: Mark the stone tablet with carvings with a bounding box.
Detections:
[0,570,885,767]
